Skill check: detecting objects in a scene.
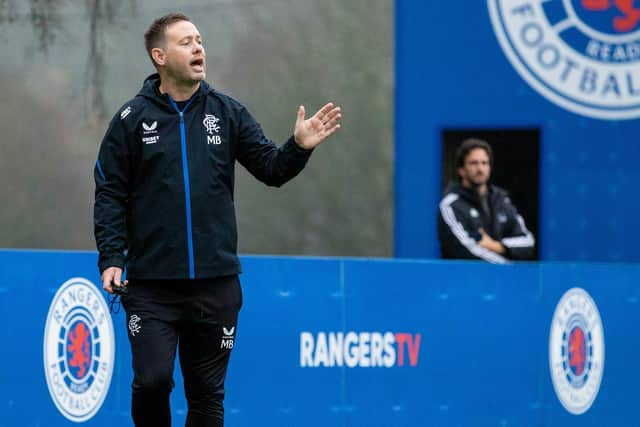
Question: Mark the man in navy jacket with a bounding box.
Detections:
[94,12,341,427]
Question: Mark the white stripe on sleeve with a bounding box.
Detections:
[439,194,508,264]
[501,215,535,248]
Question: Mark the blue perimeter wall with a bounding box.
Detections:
[1,249,639,426]
[394,1,640,262]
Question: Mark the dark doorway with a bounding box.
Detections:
[441,128,540,260]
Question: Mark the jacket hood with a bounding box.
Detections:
[136,73,214,109]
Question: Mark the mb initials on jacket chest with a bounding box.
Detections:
[204,113,222,144]
[207,135,222,145]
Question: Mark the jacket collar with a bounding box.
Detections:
[445,181,504,205]
[136,73,214,112]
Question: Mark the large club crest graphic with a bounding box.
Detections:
[43,277,115,422]
[489,0,640,119]
[549,287,604,415]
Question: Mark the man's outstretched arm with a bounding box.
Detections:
[236,102,342,187]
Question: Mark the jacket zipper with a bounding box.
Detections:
[170,97,196,279]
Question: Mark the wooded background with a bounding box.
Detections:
[0,0,393,256]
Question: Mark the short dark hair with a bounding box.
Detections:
[144,13,191,67]
[454,138,493,169]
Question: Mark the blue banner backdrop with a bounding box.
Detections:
[394,0,640,262]
[0,250,638,426]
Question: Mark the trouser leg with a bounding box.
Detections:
[123,284,180,427]
[180,275,242,427]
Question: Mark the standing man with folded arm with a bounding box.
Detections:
[94,13,342,427]
[438,138,535,263]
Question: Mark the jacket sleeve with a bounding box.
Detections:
[235,106,312,187]
[500,198,535,260]
[438,194,508,264]
[93,114,131,274]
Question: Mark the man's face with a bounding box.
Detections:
[458,148,491,188]
[160,20,206,83]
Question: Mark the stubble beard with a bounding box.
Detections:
[462,172,489,192]
[166,63,205,87]
[471,174,487,187]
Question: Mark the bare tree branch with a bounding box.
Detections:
[85,0,107,118]
[0,0,18,24]
[29,0,64,54]
[0,0,137,118]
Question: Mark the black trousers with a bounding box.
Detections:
[122,275,242,427]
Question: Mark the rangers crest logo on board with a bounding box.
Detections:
[489,0,640,119]
[43,277,115,422]
[549,287,604,415]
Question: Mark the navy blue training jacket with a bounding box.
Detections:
[438,181,535,263]
[94,74,312,279]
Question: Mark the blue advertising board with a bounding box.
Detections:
[0,250,638,426]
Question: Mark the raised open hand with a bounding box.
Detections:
[293,102,342,150]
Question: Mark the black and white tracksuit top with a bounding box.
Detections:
[94,74,312,279]
[438,182,535,263]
